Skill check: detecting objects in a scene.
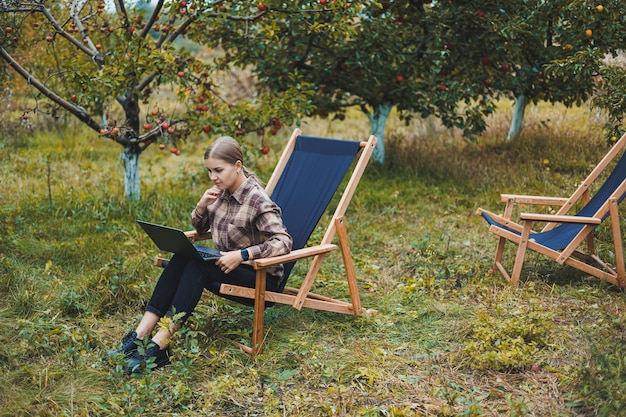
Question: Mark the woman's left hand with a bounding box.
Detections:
[215,250,244,274]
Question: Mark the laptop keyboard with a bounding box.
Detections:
[196,246,221,260]
[200,251,215,260]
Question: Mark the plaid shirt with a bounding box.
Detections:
[191,176,292,279]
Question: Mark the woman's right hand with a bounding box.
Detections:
[197,186,221,211]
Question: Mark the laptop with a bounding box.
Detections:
[137,220,221,262]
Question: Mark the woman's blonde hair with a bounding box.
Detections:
[204,136,262,184]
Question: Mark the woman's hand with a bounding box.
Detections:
[216,250,244,274]
[196,186,221,212]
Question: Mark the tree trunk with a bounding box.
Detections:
[507,94,528,141]
[367,103,392,164]
[118,91,142,200]
[121,145,141,201]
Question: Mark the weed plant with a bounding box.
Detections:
[0,103,625,416]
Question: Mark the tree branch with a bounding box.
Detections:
[140,0,164,39]
[136,70,158,93]
[40,4,96,57]
[69,0,101,60]
[0,46,102,133]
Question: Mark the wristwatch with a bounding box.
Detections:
[240,248,249,261]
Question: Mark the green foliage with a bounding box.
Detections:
[219,0,626,144]
[462,290,555,371]
[574,341,626,416]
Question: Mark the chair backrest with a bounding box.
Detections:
[577,149,626,218]
[268,135,363,281]
[536,149,626,250]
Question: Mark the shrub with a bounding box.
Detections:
[462,295,555,371]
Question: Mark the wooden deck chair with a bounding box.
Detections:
[475,132,626,288]
[157,128,378,356]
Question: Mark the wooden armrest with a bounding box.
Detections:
[253,244,337,269]
[154,256,169,267]
[519,212,601,224]
[184,230,211,242]
[500,194,570,206]
[154,244,337,270]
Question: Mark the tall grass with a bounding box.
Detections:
[0,102,625,416]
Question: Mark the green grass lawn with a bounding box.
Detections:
[1,104,625,416]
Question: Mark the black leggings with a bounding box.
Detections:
[145,254,282,322]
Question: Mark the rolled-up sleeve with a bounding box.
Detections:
[191,208,211,234]
[247,204,292,260]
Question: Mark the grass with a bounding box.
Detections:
[1,102,625,416]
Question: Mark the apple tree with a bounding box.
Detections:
[220,0,626,159]
[0,0,317,200]
[219,0,497,163]
[459,0,626,141]
[544,1,626,140]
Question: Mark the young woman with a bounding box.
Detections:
[111,136,292,373]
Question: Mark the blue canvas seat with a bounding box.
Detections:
[476,133,626,288]
[177,129,378,356]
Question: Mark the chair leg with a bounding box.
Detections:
[494,237,507,267]
[511,221,533,286]
[494,200,514,270]
[251,269,267,356]
[609,198,626,287]
[335,217,363,315]
[586,233,596,256]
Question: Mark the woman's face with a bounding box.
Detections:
[205,157,242,193]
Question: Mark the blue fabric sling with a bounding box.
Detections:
[270,136,362,284]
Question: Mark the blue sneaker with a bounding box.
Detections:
[125,340,171,374]
[107,330,139,358]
